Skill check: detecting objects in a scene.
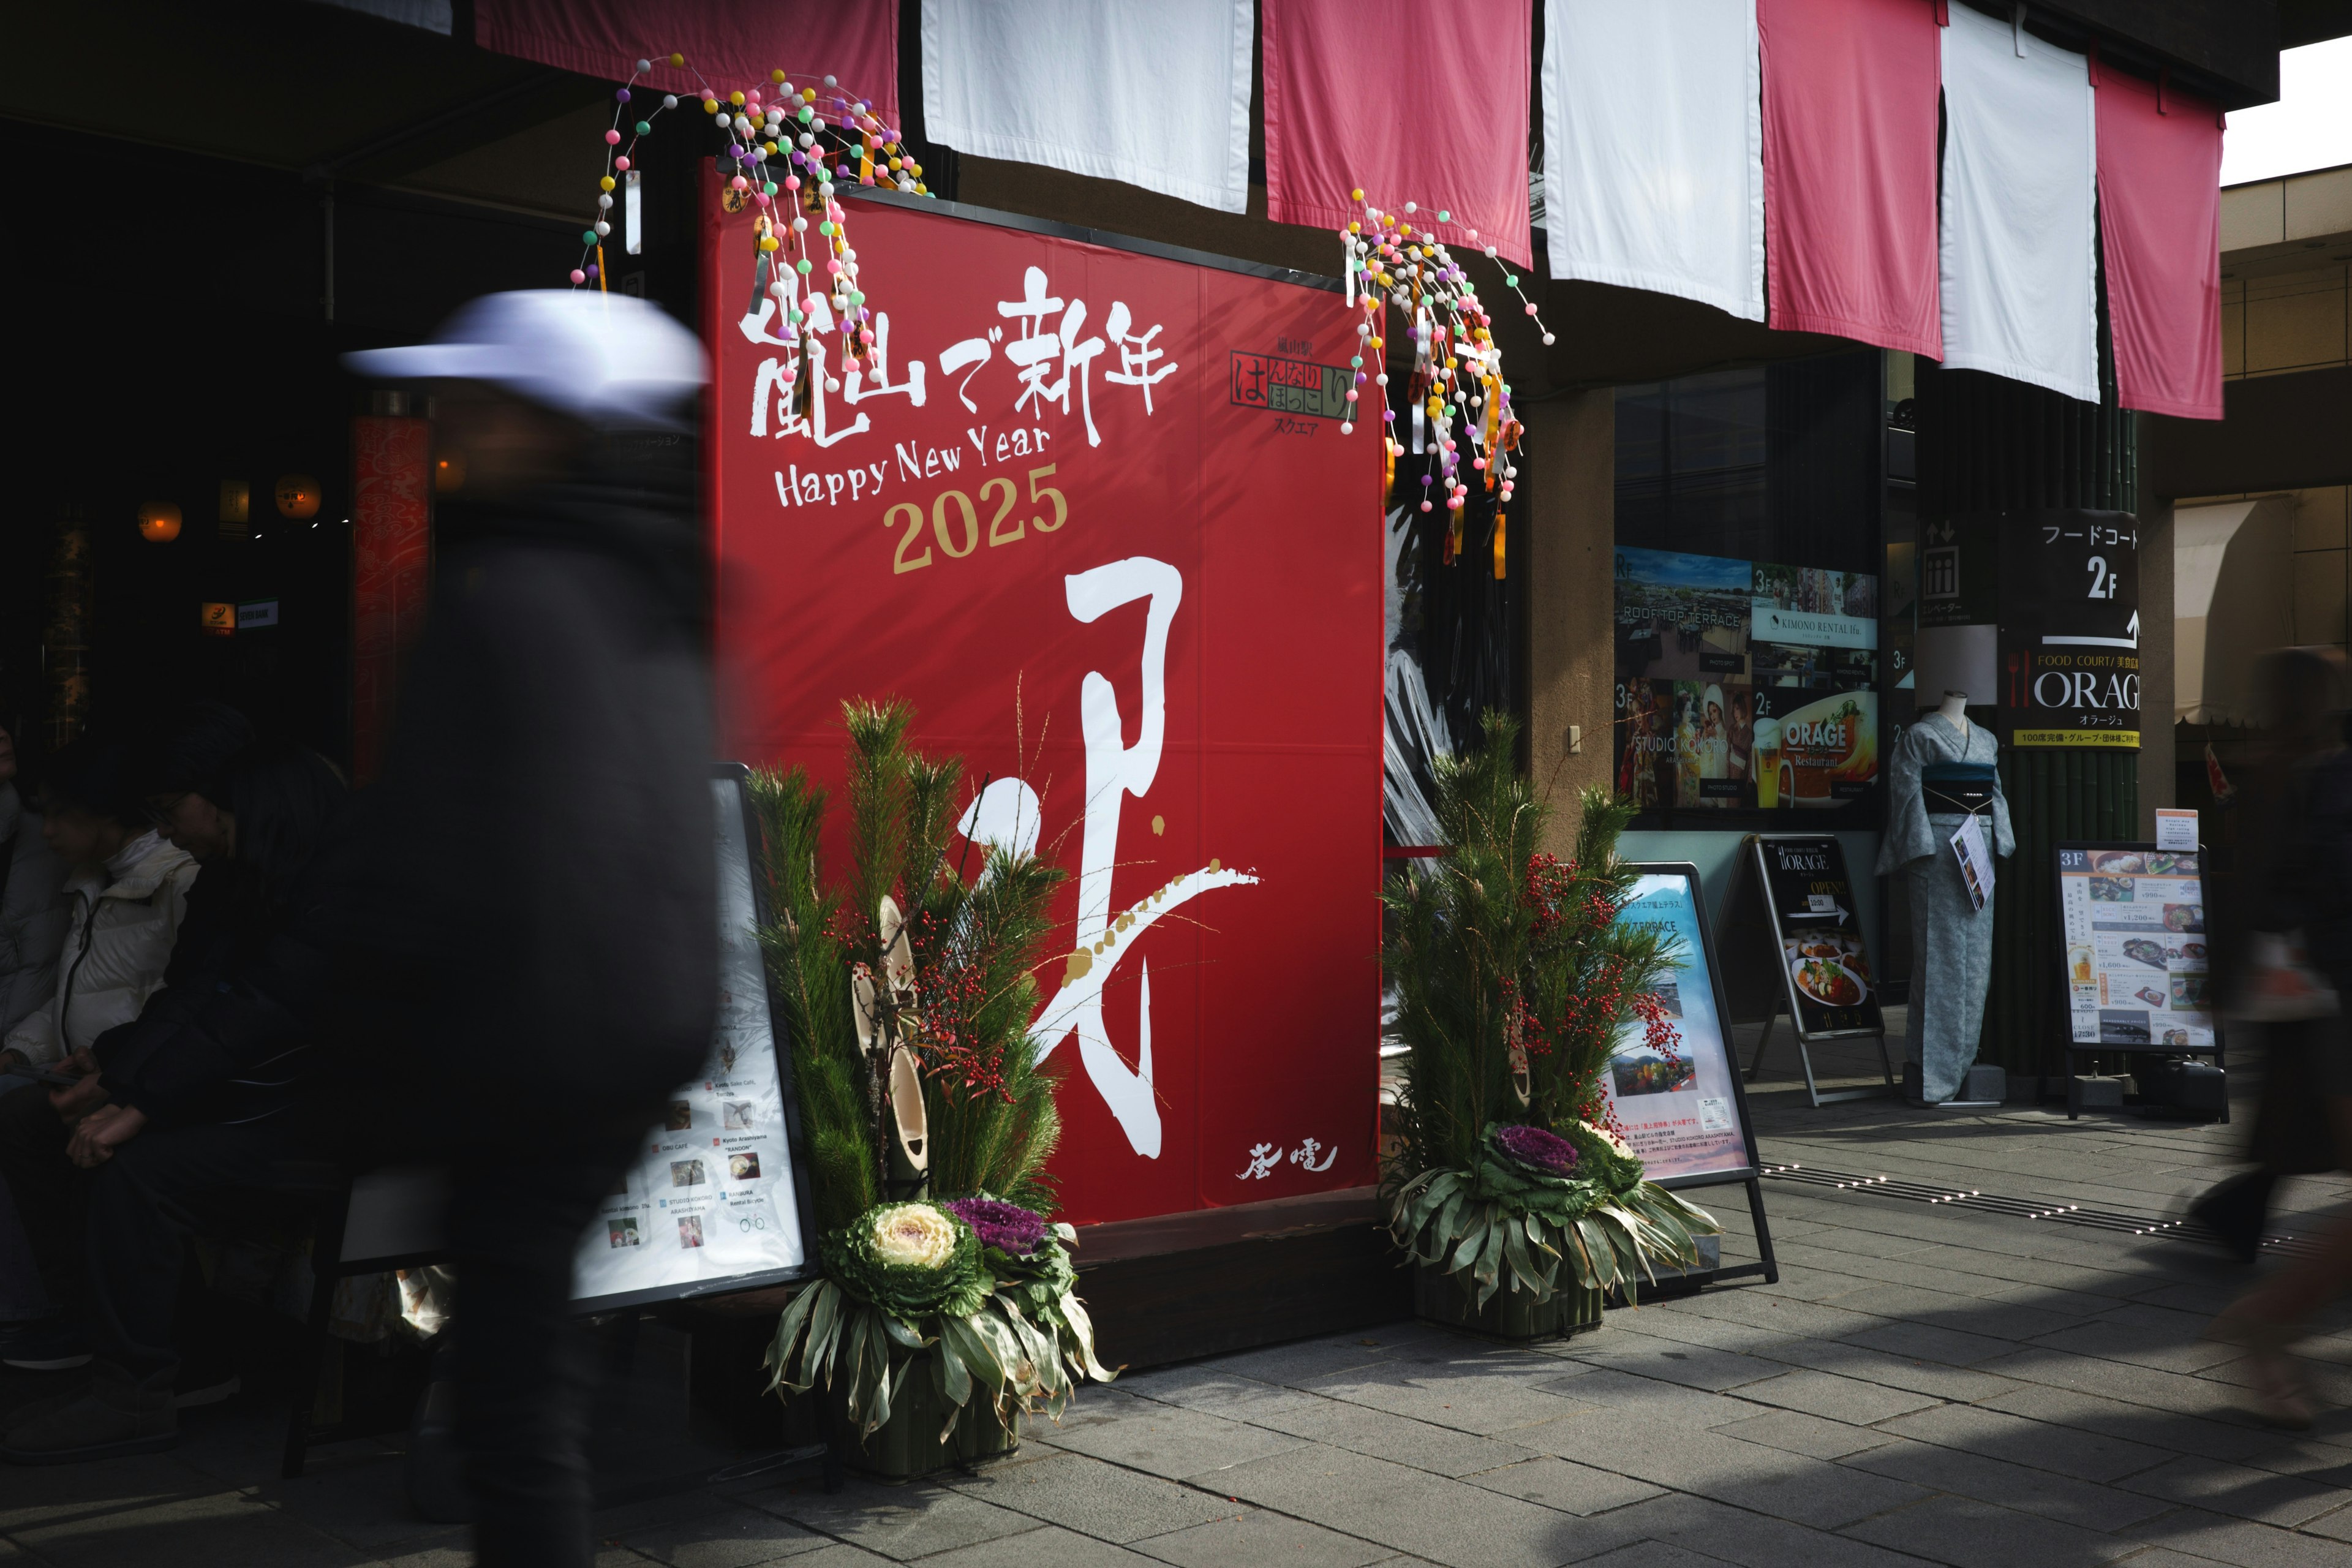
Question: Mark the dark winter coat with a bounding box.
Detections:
[339,434,717,1144]
[0,784,67,1038]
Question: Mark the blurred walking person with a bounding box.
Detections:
[2202,648,2352,1426]
[342,292,715,1567]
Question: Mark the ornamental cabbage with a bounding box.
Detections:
[822,1200,989,1320]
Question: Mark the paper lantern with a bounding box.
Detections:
[217,480,250,524]
[136,502,182,543]
[275,475,321,519]
[434,454,466,494]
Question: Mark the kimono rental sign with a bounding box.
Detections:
[705,191,1382,1226]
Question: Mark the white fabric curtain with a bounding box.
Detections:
[1938,3,2098,402]
[1540,0,1763,322]
[921,0,1253,213]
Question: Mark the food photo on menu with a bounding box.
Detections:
[1783,930,1875,1012]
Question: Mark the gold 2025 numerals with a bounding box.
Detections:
[889,465,1067,574]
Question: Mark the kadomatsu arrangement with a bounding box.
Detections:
[752,701,1112,1469]
[1383,711,1719,1333]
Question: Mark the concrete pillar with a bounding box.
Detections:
[1520,390,1616,858]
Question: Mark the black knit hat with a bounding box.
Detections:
[134,701,256,811]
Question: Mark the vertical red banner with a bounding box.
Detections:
[707,190,1385,1225]
[350,416,432,785]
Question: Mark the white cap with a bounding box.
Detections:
[344,290,706,428]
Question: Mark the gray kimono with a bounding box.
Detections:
[1875,714,2014,1100]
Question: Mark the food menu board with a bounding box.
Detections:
[571,770,815,1311]
[2057,844,2214,1049]
[1602,869,1757,1185]
[1733,835,1886,1039]
[1613,548,1879,816]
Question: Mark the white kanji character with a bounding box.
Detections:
[1102,302,1177,415]
[1288,1139,1337,1174]
[1238,1142,1281,1181]
[843,312,925,409]
[748,331,867,448]
[999,266,1106,446]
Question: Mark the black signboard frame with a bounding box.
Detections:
[2052,839,2229,1122]
[1625,863,1779,1291]
[1717,834,1895,1108]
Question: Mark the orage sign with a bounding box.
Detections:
[706,190,1382,1224]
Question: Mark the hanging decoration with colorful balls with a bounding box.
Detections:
[571,53,933,396]
[1336,191,1549,581]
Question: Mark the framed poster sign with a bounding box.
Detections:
[570,766,819,1313]
[1727,835,1884,1038]
[2054,842,2214,1050]
[1602,865,1760,1186]
[706,187,1382,1224]
[1717,834,1893,1107]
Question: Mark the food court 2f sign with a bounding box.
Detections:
[1996,510,2141,750]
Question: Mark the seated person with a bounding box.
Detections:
[1,736,200,1082]
[0,707,249,1370]
[0,738,197,1371]
[0,736,345,1461]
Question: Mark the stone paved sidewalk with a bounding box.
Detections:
[17,1065,2352,1568]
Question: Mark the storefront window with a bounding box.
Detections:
[1611,352,1885,829]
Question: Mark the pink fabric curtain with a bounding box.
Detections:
[1757,0,1942,355]
[1261,0,1534,268]
[475,0,899,127]
[2097,67,2225,420]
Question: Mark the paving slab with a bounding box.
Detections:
[616,1499,831,1567]
[741,1478,1042,1562]
[938,1450,1241,1544]
[1025,1390,1311,1479]
[2123,1504,2352,1567]
[1238,1393,1542,1477]
[1732,1368,1942,1425]
[1130,1508,1391,1568]
[1457,1455,1667,1515]
[1869,1400,2176,1483]
[1842,1433,2171,1531]
[1837,1492,2140,1566]
[1211,1443,1630,1568]
[908,1523,1153,1567]
[1711,1409,1894,1461]
[2118,1453,2352,1528]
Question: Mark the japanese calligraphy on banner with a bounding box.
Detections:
[706,189,1383,1226]
[1996,510,2141,748]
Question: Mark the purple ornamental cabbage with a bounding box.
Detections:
[1494,1123,1580,1177]
[943,1196,1048,1257]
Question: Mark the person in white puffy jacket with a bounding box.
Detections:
[0,739,197,1076]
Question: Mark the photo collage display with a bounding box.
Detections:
[1613,549,1880,817]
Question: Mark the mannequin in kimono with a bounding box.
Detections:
[1877,693,2015,1102]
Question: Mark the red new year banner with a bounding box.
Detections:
[706,189,1382,1225]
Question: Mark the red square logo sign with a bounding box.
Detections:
[706,190,1382,1224]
